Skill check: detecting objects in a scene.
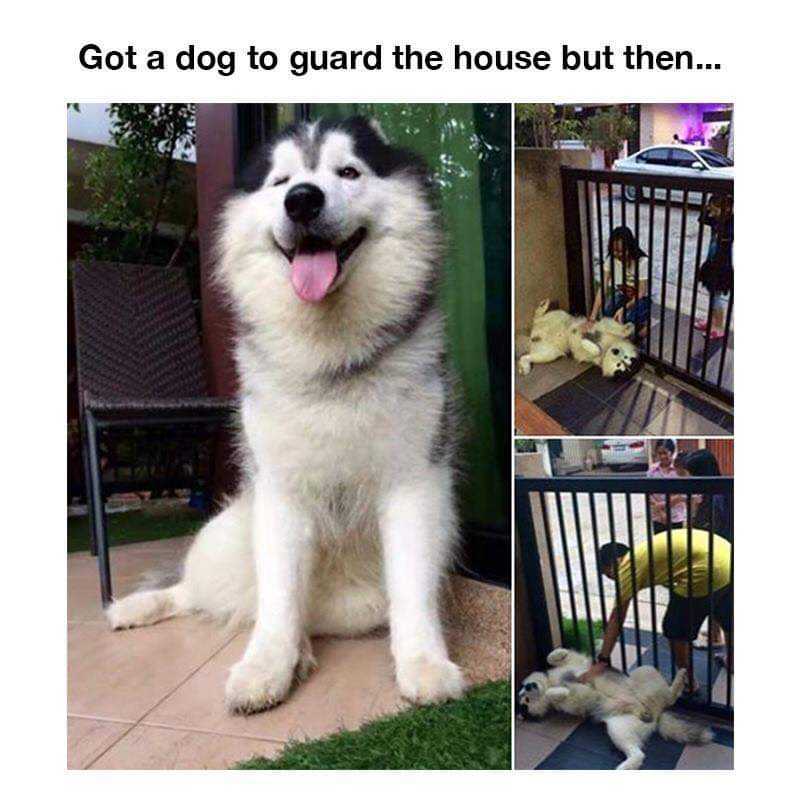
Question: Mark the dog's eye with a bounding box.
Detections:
[338,166,361,180]
[612,348,620,355]
[272,176,289,187]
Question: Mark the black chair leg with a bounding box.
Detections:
[80,422,98,556]
[85,410,113,606]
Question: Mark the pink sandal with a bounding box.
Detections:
[708,329,725,340]
[693,319,709,332]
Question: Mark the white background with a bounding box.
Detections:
[3,0,798,793]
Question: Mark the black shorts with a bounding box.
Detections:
[662,585,733,642]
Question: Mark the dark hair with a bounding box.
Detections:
[598,542,629,574]
[674,451,690,471]
[655,439,675,454]
[683,449,721,477]
[608,226,647,261]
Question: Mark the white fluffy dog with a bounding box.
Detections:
[105,118,466,714]
[518,649,712,770]
[518,300,640,379]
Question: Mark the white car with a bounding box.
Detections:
[613,144,733,201]
[600,439,649,471]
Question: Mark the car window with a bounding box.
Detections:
[697,149,733,167]
[669,149,701,168]
[637,148,671,165]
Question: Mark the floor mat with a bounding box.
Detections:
[533,367,732,435]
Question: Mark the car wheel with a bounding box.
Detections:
[624,185,638,202]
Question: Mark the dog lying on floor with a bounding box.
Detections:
[517,300,640,379]
[518,649,712,770]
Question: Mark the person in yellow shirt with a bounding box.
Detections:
[580,529,732,691]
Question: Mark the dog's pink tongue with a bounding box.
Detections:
[290,250,338,303]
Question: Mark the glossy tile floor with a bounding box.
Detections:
[68,537,510,769]
[515,714,733,770]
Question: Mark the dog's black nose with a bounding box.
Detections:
[284,183,325,224]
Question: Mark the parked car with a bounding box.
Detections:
[613,144,733,202]
[600,439,649,471]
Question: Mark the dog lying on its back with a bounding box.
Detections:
[518,299,640,379]
[518,649,712,770]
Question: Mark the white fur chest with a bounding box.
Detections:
[239,354,444,501]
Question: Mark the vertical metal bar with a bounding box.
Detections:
[539,491,565,643]
[595,180,606,314]
[85,411,112,606]
[707,496,716,705]
[686,494,695,699]
[716,288,734,389]
[644,495,660,670]
[606,492,627,673]
[582,179,594,314]
[634,183,643,345]
[665,494,676,679]
[625,493,642,664]
[607,180,615,320]
[589,493,608,628]
[672,189,689,366]
[571,492,596,660]
[646,185,656,357]
[607,180,615,241]
[726,525,734,709]
[700,289,715,383]
[658,189,672,362]
[685,191,709,371]
[555,491,581,646]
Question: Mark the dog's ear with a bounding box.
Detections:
[622,322,635,338]
[368,118,389,143]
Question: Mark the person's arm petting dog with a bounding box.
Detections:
[579,598,631,681]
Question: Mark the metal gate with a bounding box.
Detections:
[561,167,733,405]
[516,474,733,719]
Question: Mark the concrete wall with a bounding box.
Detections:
[514,148,592,336]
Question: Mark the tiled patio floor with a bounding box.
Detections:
[515,714,733,770]
[515,301,733,437]
[519,362,732,435]
[516,625,733,770]
[68,537,510,769]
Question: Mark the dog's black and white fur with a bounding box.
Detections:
[106,117,466,713]
[518,299,640,378]
[518,649,712,769]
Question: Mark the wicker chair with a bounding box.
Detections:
[72,261,237,606]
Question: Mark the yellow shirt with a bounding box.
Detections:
[615,530,731,605]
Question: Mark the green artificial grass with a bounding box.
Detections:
[236,680,511,770]
[561,618,605,655]
[67,505,204,552]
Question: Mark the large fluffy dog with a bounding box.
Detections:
[106,117,466,713]
[518,300,640,378]
[518,649,712,770]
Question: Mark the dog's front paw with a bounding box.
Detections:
[673,667,687,693]
[396,655,466,705]
[518,357,531,375]
[225,653,297,715]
